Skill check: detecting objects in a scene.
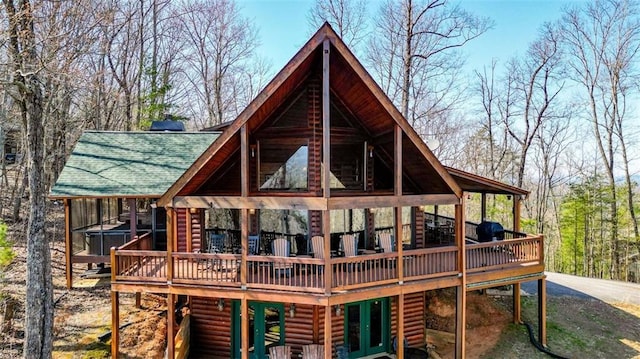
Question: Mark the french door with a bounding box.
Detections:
[232,301,285,359]
[344,298,389,358]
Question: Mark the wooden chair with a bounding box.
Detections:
[272,237,292,277]
[378,232,395,253]
[310,236,325,259]
[268,345,291,359]
[302,344,324,358]
[340,234,358,257]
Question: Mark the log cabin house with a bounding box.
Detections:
[53,24,546,359]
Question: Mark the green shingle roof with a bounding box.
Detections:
[50,131,218,198]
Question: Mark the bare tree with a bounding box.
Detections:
[1,1,53,357]
[178,0,260,127]
[307,0,368,49]
[366,0,491,153]
[562,0,640,279]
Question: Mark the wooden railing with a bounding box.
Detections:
[112,232,166,282]
[111,236,543,291]
[466,235,543,273]
[425,212,527,241]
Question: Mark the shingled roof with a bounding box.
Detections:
[50,131,218,198]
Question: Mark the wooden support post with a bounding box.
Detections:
[324,304,332,359]
[395,206,404,283]
[128,198,137,240]
[167,294,175,359]
[455,285,466,359]
[313,305,320,343]
[323,210,332,294]
[110,290,119,359]
[513,195,522,233]
[64,199,72,289]
[455,200,466,359]
[241,208,248,287]
[513,282,521,324]
[395,125,404,283]
[186,209,192,253]
[135,292,141,309]
[480,193,487,222]
[241,297,249,359]
[322,38,330,198]
[538,277,547,347]
[167,207,174,284]
[398,293,405,359]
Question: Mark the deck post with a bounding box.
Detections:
[128,198,137,241]
[324,304,332,359]
[110,290,119,359]
[167,207,174,284]
[455,200,466,359]
[395,125,403,283]
[513,282,521,323]
[480,193,486,221]
[167,294,175,359]
[398,293,405,359]
[323,210,331,294]
[513,195,522,233]
[538,277,547,346]
[241,297,249,359]
[64,199,72,289]
[241,208,248,287]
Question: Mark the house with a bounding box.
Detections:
[53,24,545,358]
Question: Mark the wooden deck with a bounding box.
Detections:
[112,236,543,294]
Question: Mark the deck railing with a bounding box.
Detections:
[111,235,543,291]
[466,235,543,273]
[112,233,168,283]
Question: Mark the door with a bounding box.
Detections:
[344,298,389,358]
[233,301,285,359]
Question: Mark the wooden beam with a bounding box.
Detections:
[513,195,521,232]
[328,194,459,209]
[322,38,331,198]
[538,277,547,347]
[324,304,332,359]
[481,193,487,222]
[174,196,328,210]
[167,294,175,359]
[241,124,249,197]
[64,199,72,289]
[167,207,174,284]
[513,282,521,324]
[128,198,137,240]
[110,290,119,359]
[241,297,249,359]
[455,200,466,359]
[323,210,332,295]
[395,125,402,196]
[241,208,248,288]
[396,206,404,284]
[186,209,193,253]
[398,294,405,359]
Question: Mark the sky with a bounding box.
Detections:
[237,0,580,76]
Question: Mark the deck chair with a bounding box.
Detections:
[272,237,292,277]
[340,234,358,257]
[248,235,260,255]
[302,344,324,359]
[378,232,395,253]
[310,236,325,259]
[268,345,291,359]
[208,233,226,253]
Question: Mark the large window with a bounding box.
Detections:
[259,140,308,191]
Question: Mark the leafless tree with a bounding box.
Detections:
[307,0,368,49]
[178,0,260,127]
[366,0,491,153]
[1,1,53,357]
[562,0,640,279]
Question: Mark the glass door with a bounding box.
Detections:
[344,298,389,358]
[233,301,285,359]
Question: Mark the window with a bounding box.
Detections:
[259,140,308,191]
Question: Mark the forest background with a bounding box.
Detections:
[0,0,639,356]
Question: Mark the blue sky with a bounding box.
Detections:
[237,0,578,75]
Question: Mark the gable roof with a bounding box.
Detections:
[446,167,529,197]
[50,131,218,198]
[158,23,462,206]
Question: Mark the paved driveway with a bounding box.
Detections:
[521,272,640,305]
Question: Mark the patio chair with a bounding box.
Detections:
[378,232,395,253]
[340,234,359,272]
[302,344,324,359]
[208,233,226,253]
[272,237,292,277]
[248,235,260,255]
[310,236,325,259]
[268,345,291,359]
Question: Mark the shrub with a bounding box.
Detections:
[0,221,15,269]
